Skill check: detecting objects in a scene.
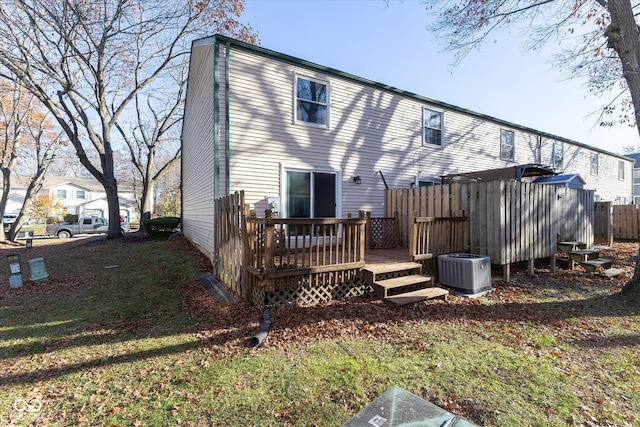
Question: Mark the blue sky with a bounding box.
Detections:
[242,0,639,155]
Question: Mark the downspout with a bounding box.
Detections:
[378,170,389,189]
[249,306,272,347]
[213,41,220,199]
[225,40,231,196]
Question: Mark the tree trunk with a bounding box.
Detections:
[104,179,122,239]
[607,0,640,140]
[621,247,640,300]
[138,179,154,232]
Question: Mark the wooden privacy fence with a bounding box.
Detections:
[594,202,613,245]
[386,181,594,267]
[611,204,640,240]
[213,191,246,297]
[409,214,467,261]
[245,210,366,296]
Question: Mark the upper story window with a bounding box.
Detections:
[295,75,329,127]
[534,135,542,164]
[619,160,625,180]
[590,153,598,176]
[423,108,443,146]
[634,169,640,184]
[552,142,563,170]
[500,129,515,161]
[415,177,440,187]
[57,189,67,199]
[76,190,86,200]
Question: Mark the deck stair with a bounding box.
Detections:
[581,258,613,274]
[362,262,448,306]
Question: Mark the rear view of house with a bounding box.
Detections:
[181,34,633,262]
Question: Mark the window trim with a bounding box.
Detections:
[618,160,625,181]
[552,142,563,170]
[415,176,440,187]
[422,108,444,147]
[500,129,515,162]
[293,74,330,128]
[56,189,67,199]
[590,153,599,176]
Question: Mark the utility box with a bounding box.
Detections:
[27,257,49,281]
[438,253,492,296]
[7,253,23,289]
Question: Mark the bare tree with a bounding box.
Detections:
[0,80,61,242]
[422,0,640,299]
[0,0,256,238]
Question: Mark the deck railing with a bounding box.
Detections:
[245,211,366,291]
[409,213,467,261]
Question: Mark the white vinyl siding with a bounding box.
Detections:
[224,45,632,212]
[181,43,216,259]
[182,36,634,232]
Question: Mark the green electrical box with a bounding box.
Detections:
[27,257,49,281]
[7,253,23,289]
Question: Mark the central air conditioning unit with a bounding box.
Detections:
[437,253,492,296]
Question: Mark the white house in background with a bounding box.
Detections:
[181,34,634,260]
[3,175,137,222]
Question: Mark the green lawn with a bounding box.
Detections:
[1,237,639,426]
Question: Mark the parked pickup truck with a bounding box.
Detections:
[46,216,129,238]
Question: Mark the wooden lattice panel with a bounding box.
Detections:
[369,217,397,249]
[418,259,438,278]
[250,274,372,308]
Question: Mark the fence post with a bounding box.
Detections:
[409,211,417,260]
[264,210,275,278]
[365,211,372,249]
[242,203,252,300]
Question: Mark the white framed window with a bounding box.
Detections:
[552,142,563,170]
[634,196,640,205]
[618,160,625,180]
[590,153,598,176]
[535,135,542,164]
[76,190,86,200]
[415,177,440,187]
[57,189,67,199]
[423,108,443,146]
[294,75,329,127]
[500,129,515,161]
[634,169,640,184]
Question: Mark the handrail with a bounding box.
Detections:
[410,213,467,261]
[245,212,366,285]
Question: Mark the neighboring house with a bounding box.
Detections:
[181,34,634,260]
[2,175,138,222]
[626,152,640,204]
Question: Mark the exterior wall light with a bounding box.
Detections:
[353,176,362,184]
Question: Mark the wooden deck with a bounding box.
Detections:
[364,247,411,265]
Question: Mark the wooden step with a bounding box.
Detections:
[372,274,432,299]
[362,262,422,284]
[557,241,586,254]
[581,258,613,274]
[603,268,624,278]
[568,249,600,264]
[384,287,449,306]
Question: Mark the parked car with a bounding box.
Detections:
[46,216,130,238]
[3,214,17,232]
